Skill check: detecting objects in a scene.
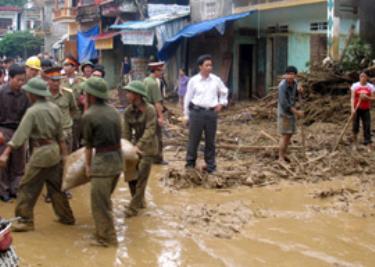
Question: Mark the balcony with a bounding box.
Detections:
[53,7,78,23]
[76,4,100,23]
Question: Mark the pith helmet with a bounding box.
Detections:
[123,80,148,98]
[25,56,41,71]
[22,77,51,97]
[80,61,94,72]
[81,77,109,99]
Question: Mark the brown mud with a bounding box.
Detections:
[0,99,374,266]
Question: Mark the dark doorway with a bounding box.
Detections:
[239,44,253,100]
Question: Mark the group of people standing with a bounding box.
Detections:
[0,49,372,252]
[0,53,229,248]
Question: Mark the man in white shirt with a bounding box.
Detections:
[184,54,228,173]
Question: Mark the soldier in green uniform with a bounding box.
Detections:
[44,66,78,202]
[80,61,94,79]
[81,77,123,247]
[45,66,78,153]
[61,56,85,151]
[0,77,75,232]
[45,67,78,153]
[122,81,157,218]
[144,62,166,165]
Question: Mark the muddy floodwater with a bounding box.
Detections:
[0,164,374,267]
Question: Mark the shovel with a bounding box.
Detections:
[298,92,306,159]
[332,98,362,152]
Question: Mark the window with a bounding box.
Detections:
[0,18,12,29]
[267,25,288,33]
[310,22,327,31]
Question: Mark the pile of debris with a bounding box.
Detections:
[161,64,375,190]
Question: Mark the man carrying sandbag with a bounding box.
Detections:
[0,77,75,232]
[122,80,157,218]
[81,77,123,247]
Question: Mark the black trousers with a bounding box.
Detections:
[186,109,217,172]
[353,108,372,145]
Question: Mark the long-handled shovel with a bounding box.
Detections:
[332,98,362,152]
[298,93,306,159]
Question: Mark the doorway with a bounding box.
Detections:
[239,44,253,99]
[266,36,288,87]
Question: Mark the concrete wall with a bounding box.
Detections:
[236,2,359,72]
[288,33,310,72]
[231,2,361,99]
[43,1,68,54]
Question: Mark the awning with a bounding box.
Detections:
[110,16,188,47]
[91,31,122,41]
[158,11,255,61]
[111,20,174,30]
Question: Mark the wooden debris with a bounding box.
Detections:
[260,130,278,143]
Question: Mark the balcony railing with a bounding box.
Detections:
[53,7,78,23]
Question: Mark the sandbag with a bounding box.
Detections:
[124,159,138,182]
[121,139,139,161]
[62,148,88,192]
[62,139,140,191]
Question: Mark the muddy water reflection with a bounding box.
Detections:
[0,166,374,266]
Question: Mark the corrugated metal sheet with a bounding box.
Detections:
[111,20,170,30]
[155,18,189,50]
[110,4,189,47]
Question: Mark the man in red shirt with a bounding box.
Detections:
[351,72,375,150]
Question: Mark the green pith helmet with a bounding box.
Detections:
[123,80,148,98]
[80,60,94,71]
[22,77,51,97]
[81,77,109,99]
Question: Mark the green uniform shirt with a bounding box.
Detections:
[47,88,77,129]
[61,75,85,118]
[144,76,162,105]
[123,103,158,157]
[82,103,123,177]
[8,100,64,168]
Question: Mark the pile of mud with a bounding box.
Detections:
[162,167,272,190]
[176,201,252,239]
[162,111,375,190]
[162,147,375,190]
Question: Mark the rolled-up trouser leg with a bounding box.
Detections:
[91,176,119,244]
[128,157,153,212]
[45,163,75,224]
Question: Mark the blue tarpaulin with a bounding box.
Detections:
[77,25,99,63]
[158,12,255,61]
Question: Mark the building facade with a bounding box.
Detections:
[230,0,359,99]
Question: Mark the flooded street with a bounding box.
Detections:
[0,163,374,267]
